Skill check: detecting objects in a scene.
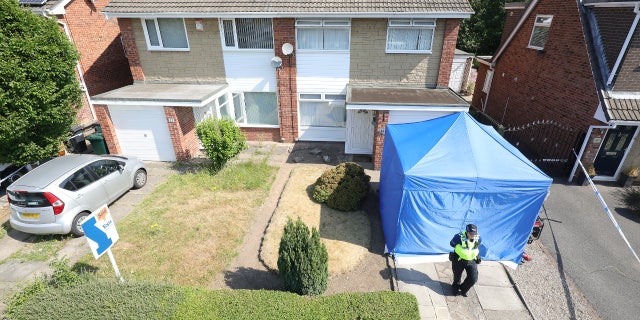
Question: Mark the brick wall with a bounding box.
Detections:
[273,18,298,142]
[470,61,490,111]
[483,0,602,130]
[93,105,122,155]
[372,110,390,170]
[165,107,200,161]
[242,128,281,142]
[500,3,526,47]
[436,19,460,87]
[119,18,145,81]
[349,19,443,86]
[582,128,607,164]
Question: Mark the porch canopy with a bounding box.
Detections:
[379,112,552,267]
[346,85,469,112]
[91,83,228,107]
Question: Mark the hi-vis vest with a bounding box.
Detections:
[454,232,479,261]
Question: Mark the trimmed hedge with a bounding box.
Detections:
[6,280,419,320]
[277,218,328,296]
[312,162,371,211]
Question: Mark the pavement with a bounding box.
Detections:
[0,141,614,319]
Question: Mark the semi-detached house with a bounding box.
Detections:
[92,0,473,169]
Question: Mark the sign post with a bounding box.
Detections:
[81,204,123,282]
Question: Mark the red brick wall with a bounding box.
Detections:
[583,128,607,164]
[242,128,281,142]
[470,61,490,111]
[118,18,145,82]
[437,19,460,87]
[165,107,199,161]
[273,18,298,142]
[500,5,526,47]
[93,105,122,155]
[483,0,602,130]
[372,110,390,170]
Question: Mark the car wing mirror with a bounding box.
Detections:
[118,164,124,173]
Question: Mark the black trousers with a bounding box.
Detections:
[452,259,478,295]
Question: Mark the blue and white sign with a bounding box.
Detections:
[81,204,119,259]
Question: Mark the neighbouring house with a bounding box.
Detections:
[91,0,473,168]
[449,49,474,94]
[21,0,134,129]
[471,0,640,182]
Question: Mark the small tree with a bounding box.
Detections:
[196,118,247,171]
[313,162,370,211]
[0,0,83,165]
[277,218,328,296]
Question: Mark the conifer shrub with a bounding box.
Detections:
[196,118,247,171]
[277,218,328,296]
[312,162,370,211]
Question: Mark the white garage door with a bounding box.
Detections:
[109,105,176,161]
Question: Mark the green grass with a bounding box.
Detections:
[6,278,419,320]
[78,159,278,286]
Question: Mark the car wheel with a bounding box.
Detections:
[71,212,90,237]
[9,172,22,183]
[133,169,147,189]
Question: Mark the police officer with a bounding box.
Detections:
[450,224,482,297]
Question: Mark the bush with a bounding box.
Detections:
[196,118,247,171]
[312,162,370,211]
[622,187,640,212]
[277,218,328,296]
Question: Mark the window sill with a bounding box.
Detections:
[385,50,433,54]
[146,47,190,52]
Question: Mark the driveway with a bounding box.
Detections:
[540,180,640,320]
[0,161,175,311]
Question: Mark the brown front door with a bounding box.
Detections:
[594,125,637,176]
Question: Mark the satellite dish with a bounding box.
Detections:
[270,56,283,68]
[282,43,294,56]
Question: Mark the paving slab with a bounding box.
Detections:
[475,285,526,311]
[0,260,47,282]
[477,262,511,287]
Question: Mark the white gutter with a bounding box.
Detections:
[103,11,473,20]
[583,1,639,8]
[606,3,640,86]
[57,20,97,121]
[346,104,468,112]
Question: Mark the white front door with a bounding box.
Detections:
[345,109,374,154]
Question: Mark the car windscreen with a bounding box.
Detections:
[6,190,50,207]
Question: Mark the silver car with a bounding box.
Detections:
[7,154,147,236]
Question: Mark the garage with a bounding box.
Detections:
[109,105,176,161]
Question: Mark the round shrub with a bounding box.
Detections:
[196,118,247,171]
[312,162,370,211]
[277,218,328,296]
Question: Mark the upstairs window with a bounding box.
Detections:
[386,19,436,53]
[528,15,553,50]
[142,18,189,51]
[221,18,274,50]
[296,19,350,50]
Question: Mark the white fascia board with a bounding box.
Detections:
[609,91,640,99]
[583,1,639,8]
[48,0,74,15]
[346,104,469,112]
[103,11,473,20]
[91,99,207,107]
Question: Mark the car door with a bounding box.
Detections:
[86,159,130,203]
[60,167,109,213]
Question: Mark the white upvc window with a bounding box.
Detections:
[386,19,436,53]
[220,18,274,50]
[482,70,494,93]
[232,92,279,126]
[299,93,347,127]
[141,18,189,51]
[296,19,350,51]
[528,15,553,50]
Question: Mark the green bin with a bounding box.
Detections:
[87,133,109,155]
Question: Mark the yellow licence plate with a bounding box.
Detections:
[21,213,40,219]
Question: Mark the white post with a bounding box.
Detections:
[107,248,124,282]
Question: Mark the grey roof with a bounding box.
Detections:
[102,0,473,15]
[604,98,640,122]
[347,86,468,108]
[91,83,228,107]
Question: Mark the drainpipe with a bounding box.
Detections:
[606,3,640,86]
[57,20,97,121]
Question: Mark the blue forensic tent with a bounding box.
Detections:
[379,112,552,266]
